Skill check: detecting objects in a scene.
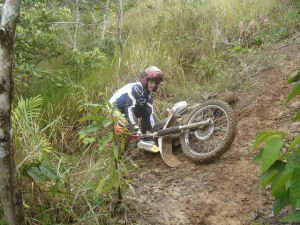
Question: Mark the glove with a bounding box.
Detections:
[134,128,143,137]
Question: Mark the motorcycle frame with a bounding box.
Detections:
[113,101,211,167]
[114,101,211,139]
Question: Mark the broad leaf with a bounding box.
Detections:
[280,211,300,223]
[271,169,292,196]
[286,149,300,170]
[290,168,300,210]
[262,135,284,173]
[288,134,300,150]
[39,164,58,179]
[272,174,289,201]
[288,70,300,83]
[78,123,101,135]
[252,131,273,151]
[273,197,290,216]
[102,119,112,128]
[259,160,285,189]
[253,149,263,164]
[286,80,300,104]
[259,168,278,189]
[99,132,113,151]
[27,166,45,182]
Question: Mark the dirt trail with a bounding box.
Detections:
[127,33,300,225]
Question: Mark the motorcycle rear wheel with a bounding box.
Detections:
[180,100,236,163]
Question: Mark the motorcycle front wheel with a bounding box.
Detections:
[180,100,236,163]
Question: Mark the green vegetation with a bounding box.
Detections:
[3,0,300,223]
[252,69,300,223]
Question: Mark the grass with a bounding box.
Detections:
[115,0,300,103]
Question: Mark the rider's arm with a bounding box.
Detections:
[124,83,146,128]
[145,94,156,129]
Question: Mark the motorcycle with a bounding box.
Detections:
[114,99,236,167]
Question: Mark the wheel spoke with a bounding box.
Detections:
[185,105,230,155]
[180,100,235,163]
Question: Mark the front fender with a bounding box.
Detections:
[158,115,182,167]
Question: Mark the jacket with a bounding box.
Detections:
[109,82,155,128]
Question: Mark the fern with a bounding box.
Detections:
[12,95,53,169]
[13,95,43,125]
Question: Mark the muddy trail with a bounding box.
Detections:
[126,33,300,225]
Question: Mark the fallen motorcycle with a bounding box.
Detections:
[114,99,236,167]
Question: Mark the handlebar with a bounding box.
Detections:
[141,133,157,138]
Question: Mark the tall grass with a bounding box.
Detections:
[118,0,300,99]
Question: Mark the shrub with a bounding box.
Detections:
[252,69,300,223]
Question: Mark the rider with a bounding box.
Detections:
[109,66,163,136]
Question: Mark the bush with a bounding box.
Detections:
[252,69,300,223]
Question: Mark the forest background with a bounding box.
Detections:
[1,0,300,224]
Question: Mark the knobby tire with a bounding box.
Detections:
[180,100,236,163]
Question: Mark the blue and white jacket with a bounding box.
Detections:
[109,82,155,128]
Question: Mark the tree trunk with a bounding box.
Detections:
[73,0,80,50]
[117,0,123,53]
[0,0,25,225]
[0,4,3,23]
[101,0,110,41]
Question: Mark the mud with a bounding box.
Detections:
[127,33,300,225]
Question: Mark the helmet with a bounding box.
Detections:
[140,66,163,91]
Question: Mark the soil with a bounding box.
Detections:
[126,33,300,225]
